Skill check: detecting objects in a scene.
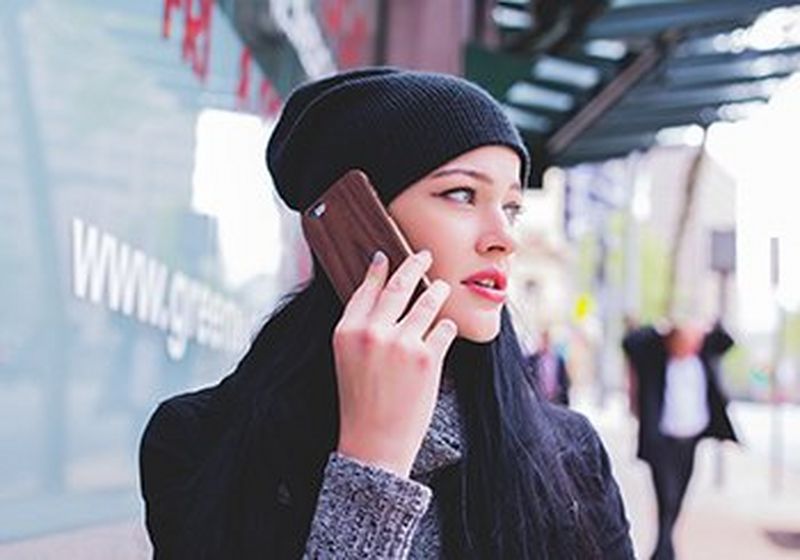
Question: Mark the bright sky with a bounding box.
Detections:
[700,6,800,332]
[706,73,800,332]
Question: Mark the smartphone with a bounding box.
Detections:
[301,169,430,304]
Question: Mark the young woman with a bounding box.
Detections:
[140,68,634,559]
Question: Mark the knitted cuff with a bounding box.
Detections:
[305,452,432,559]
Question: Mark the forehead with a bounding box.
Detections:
[392,145,524,205]
[432,145,522,181]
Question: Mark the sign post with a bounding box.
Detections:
[769,237,785,495]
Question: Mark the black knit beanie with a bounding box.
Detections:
[267,67,530,211]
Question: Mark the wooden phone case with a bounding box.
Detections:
[301,169,428,303]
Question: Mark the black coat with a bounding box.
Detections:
[140,381,634,558]
[622,323,738,463]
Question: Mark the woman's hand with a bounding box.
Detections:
[333,250,457,478]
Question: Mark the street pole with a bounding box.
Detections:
[714,270,729,489]
[770,308,786,495]
[710,229,735,489]
[769,237,784,496]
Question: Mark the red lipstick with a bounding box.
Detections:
[462,268,507,304]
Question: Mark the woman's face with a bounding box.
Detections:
[388,145,523,342]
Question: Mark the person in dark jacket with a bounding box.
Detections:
[526,329,571,406]
[622,320,738,560]
[140,68,634,559]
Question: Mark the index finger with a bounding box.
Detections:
[369,250,431,325]
[339,250,389,324]
[425,318,458,365]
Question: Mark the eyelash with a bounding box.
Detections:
[438,187,525,224]
[504,202,525,224]
[439,187,475,204]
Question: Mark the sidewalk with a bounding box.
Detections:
[2,394,797,560]
[578,393,800,560]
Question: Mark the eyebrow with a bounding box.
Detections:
[429,167,522,192]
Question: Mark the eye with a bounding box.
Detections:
[438,187,475,204]
[503,201,525,224]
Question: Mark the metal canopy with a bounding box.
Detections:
[470,0,800,183]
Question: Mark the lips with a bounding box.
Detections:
[462,268,508,303]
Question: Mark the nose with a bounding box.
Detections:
[475,207,517,256]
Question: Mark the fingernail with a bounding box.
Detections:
[417,249,432,263]
[372,250,387,265]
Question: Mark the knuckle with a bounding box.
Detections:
[358,327,384,349]
[411,282,448,318]
[385,272,411,294]
[415,352,433,370]
[387,335,407,353]
[333,324,354,346]
[417,291,440,314]
[389,336,418,357]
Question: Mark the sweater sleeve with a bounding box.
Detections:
[304,453,432,559]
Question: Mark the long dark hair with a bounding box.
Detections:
[193,264,601,558]
[437,315,600,558]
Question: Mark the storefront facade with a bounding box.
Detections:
[0,0,380,545]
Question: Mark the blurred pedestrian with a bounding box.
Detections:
[622,319,738,560]
[139,68,634,559]
[623,314,640,417]
[526,328,571,406]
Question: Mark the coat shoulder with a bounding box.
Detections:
[142,386,221,454]
[545,404,598,449]
[542,406,609,480]
[543,405,636,558]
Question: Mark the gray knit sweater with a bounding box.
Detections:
[304,380,462,559]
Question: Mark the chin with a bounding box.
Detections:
[455,317,502,343]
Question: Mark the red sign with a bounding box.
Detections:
[163,0,214,81]
[162,0,283,118]
[321,0,370,68]
[258,78,282,119]
[236,47,253,106]
[236,47,282,119]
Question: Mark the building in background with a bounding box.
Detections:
[3,1,800,556]
[0,0,367,548]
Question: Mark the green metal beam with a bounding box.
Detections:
[545,35,672,155]
[618,76,780,109]
[585,0,798,39]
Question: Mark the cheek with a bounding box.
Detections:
[401,217,466,277]
[396,211,437,251]
[439,285,503,342]
[426,248,458,282]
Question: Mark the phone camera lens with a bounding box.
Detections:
[311,202,326,218]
